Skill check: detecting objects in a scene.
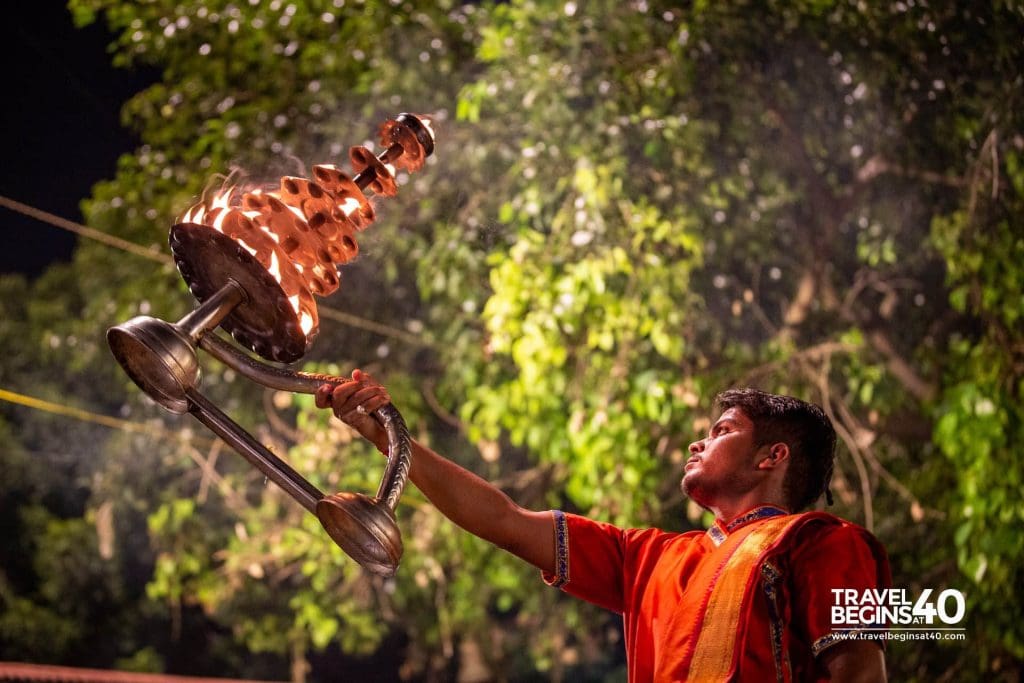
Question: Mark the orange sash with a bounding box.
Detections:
[685,514,808,680]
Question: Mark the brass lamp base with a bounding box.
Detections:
[317,493,403,577]
[107,283,413,576]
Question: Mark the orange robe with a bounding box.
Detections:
[542,506,890,682]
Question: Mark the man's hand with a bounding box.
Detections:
[315,368,555,574]
[315,369,391,452]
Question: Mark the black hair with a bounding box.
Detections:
[715,388,836,511]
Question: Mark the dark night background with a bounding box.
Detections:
[1,2,155,278]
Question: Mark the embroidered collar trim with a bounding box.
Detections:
[724,505,789,532]
[706,505,789,547]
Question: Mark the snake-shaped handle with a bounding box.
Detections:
[199,333,414,575]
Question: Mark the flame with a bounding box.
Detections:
[176,114,433,349]
[212,209,228,232]
[212,188,233,210]
[339,197,361,216]
[236,239,257,257]
[268,251,282,281]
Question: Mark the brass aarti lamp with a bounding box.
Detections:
[107,113,434,577]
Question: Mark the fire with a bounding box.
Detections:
[176,113,434,347]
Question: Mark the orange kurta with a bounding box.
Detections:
[542,506,890,682]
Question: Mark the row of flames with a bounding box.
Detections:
[178,117,432,340]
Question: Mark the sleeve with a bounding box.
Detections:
[540,511,631,614]
[787,521,892,657]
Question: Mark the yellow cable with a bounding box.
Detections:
[0,386,207,446]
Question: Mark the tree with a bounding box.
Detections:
[0,0,1019,680]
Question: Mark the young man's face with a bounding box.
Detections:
[681,407,764,509]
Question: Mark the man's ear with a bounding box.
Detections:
[757,443,790,470]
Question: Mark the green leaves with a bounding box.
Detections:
[1,0,1020,678]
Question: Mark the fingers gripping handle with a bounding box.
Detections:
[292,366,412,510]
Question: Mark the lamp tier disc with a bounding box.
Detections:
[170,222,312,363]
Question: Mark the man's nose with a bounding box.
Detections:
[689,439,705,455]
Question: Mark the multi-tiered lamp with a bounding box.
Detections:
[107,113,434,577]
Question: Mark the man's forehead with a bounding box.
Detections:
[715,406,754,427]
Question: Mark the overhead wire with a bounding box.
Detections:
[0,386,213,448]
[0,195,171,265]
[0,194,434,349]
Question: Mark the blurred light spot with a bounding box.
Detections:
[571,230,593,246]
[975,398,995,416]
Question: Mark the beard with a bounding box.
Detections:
[680,469,717,508]
[680,455,761,510]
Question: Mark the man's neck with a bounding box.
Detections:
[709,493,789,525]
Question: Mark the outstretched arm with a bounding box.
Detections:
[316,370,555,573]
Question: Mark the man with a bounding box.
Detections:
[317,372,890,682]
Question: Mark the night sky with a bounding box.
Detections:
[1,3,155,278]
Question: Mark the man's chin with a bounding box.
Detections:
[680,473,704,501]
[679,473,696,499]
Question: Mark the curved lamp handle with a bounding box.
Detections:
[198,332,413,575]
[369,403,412,511]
